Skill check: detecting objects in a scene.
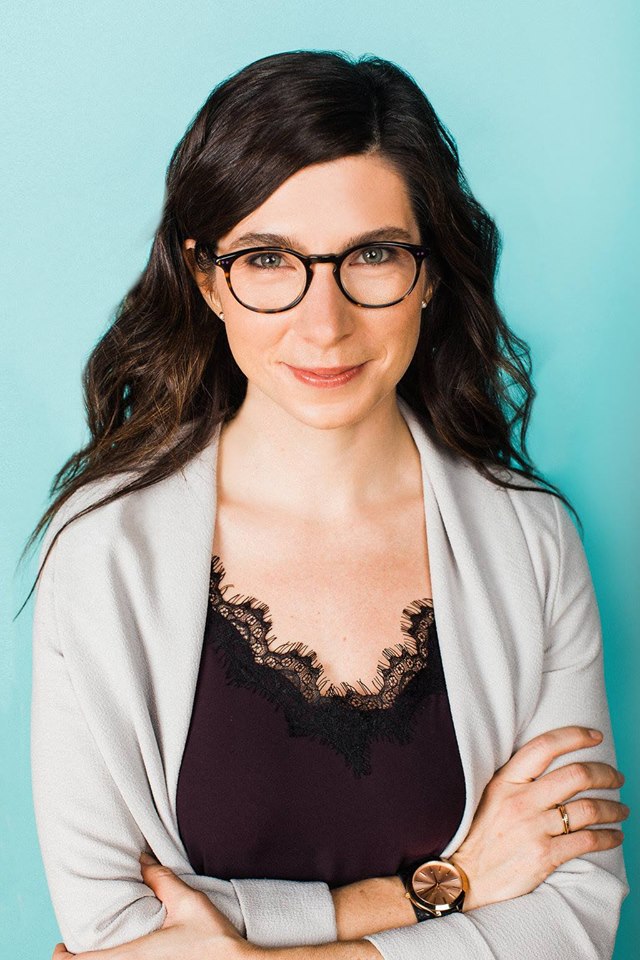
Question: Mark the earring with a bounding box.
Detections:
[219,310,225,321]
[421,301,427,309]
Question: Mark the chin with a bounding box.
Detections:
[282,390,392,432]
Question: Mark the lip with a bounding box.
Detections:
[285,364,364,375]
[284,361,367,389]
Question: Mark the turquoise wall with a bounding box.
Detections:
[1,2,637,956]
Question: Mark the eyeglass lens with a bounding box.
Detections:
[227,245,418,310]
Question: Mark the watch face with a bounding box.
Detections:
[412,860,463,907]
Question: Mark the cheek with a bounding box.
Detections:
[224,323,253,370]
[384,314,421,367]
[223,319,279,377]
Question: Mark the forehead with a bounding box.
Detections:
[218,153,419,255]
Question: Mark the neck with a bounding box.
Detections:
[217,387,421,522]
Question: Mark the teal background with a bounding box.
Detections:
[1,1,637,956]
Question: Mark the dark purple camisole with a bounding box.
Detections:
[176,555,466,888]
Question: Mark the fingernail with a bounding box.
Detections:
[588,729,602,740]
[140,851,157,864]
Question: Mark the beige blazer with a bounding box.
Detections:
[31,395,629,957]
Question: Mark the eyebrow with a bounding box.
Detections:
[221,226,417,255]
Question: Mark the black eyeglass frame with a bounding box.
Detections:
[202,240,430,313]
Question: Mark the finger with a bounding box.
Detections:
[545,797,629,836]
[140,860,210,922]
[532,761,623,808]
[53,946,73,958]
[52,948,116,959]
[548,825,624,870]
[496,726,603,784]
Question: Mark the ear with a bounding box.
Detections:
[420,272,439,309]
[182,238,223,315]
[420,279,433,309]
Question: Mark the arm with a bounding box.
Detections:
[251,944,381,958]
[359,496,630,960]
[30,513,337,955]
[331,877,416,941]
[231,872,414,946]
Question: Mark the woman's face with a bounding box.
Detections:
[184,152,432,429]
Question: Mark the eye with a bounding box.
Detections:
[246,251,284,269]
[352,245,398,266]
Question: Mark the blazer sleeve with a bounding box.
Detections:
[30,515,337,954]
[364,495,630,960]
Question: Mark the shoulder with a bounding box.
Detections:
[38,468,148,576]
[484,462,580,550]
[39,425,203,563]
[474,460,587,614]
[451,453,574,544]
[36,437,208,594]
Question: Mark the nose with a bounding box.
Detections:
[292,261,355,342]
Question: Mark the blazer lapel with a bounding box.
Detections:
[139,419,224,831]
[396,397,544,853]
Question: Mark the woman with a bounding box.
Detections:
[24,50,629,959]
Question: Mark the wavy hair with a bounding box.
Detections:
[15,48,580,619]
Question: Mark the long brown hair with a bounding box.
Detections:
[15,48,580,620]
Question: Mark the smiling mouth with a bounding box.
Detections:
[286,364,364,375]
[283,362,368,388]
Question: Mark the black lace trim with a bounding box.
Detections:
[204,555,445,778]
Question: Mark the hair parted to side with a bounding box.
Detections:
[15,47,580,620]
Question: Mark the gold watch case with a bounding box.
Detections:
[405,858,469,916]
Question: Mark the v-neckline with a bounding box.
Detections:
[207,553,435,706]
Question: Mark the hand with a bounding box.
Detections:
[449,725,629,912]
[51,852,254,960]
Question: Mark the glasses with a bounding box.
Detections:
[205,240,430,313]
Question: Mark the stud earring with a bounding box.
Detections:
[219,310,225,321]
[421,301,427,309]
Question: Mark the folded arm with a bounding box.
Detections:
[30,519,338,954]
[358,497,630,960]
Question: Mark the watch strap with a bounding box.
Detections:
[397,861,437,922]
[408,898,439,922]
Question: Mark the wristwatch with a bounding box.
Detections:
[397,856,469,921]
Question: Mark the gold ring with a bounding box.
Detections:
[556,803,571,834]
